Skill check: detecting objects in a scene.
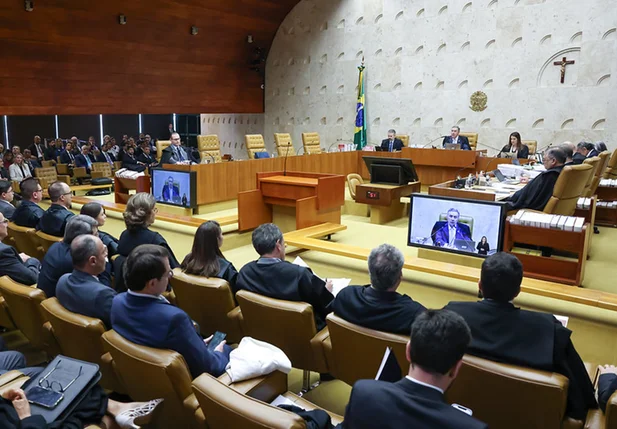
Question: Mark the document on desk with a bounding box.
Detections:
[292,256,351,297]
[271,394,304,409]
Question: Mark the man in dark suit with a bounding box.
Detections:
[585,142,599,158]
[45,139,62,162]
[37,181,75,237]
[0,212,41,285]
[121,147,146,172]
[59,142,77,165]
[442,126,471,150]
[333,244,425,335]
[0,180,15,220]
[56,235,116,327]
[572,142,587,164]
[111,244,231,378]
[236,223,334,330]
[503,147,565,212]
[28,135,46,163]
[137,145,158,171]
[161,176,180,203]
[11,178,44,228]
[444,252,597,421]
[339,310,487,429]
[75,145,96,174]
[433,208,472,248]
[96,142,116,166]
[22,149,40,172]
[160,133,196,165]
[380,129,404,152]
[39,215,111,298]
[560,142,576,165]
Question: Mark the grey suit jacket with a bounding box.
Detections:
[0,243,40,285]
[0,200,15,220]
[56,269,117,327]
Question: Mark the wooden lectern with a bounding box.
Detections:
[237,171,345,232]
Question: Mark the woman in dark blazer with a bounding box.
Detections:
[476,236,490,255]
[80,202,119,257]
[500,132,529,159]
[117,192,180,268]
[181,220,238,289]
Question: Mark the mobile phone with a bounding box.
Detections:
[207,331,227,351]
[27,386,64,409]
[451,403,473,416]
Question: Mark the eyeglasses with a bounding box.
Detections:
[62,192,72,196]
[38,360,83,393]
[0,219,8,225]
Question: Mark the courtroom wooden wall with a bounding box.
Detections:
[0,0,300,115]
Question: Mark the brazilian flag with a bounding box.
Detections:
[354,62,367,150]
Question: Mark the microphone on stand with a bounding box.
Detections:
[422,136,448,148]
[200,152,216,164]
[282,143,293,176]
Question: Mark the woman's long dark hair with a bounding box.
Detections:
[509,132,522,148]
[181,220,224,277]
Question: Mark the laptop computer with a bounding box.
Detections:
[375,146,384,152]
[492,169,519,184]
[511,158,521,166]
[444,143,459,150]
[454,239,475,252]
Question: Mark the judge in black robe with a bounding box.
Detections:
[503,147,566,212]
[235,223,334,330]
[444,253,596,421]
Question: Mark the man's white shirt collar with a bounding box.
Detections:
[128,289,169,303]
[405,375,444,394]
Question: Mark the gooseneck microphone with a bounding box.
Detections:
[422,136,448,148]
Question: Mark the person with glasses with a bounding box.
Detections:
[37,181,75,237]
[11,178,44,228]
[160,132,194,165]
[111,244,231,379]
[0,180,15,220]
[0,212,41,285]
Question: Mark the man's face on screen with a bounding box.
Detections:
[447,210,459,227]
[167,178,173,187]
[451,127,460,139]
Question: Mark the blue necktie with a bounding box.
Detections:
[389,141,393,152]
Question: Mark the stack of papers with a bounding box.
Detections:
[576,198,592,209]
[597,201,617,208]
[600,179,617,187]
[510,210,585,232]
[292,256,351,297]
[270,395,303,409]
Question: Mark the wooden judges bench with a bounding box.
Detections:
[166,148,524,206]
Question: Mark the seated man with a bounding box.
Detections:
[37,181,75,237]
[432,208,472,248]
[38,215,112,298]
[75,145,95,174]
[444,252,597,421]
[59,141,76,165]
[339,309,487,429]
[56,235,116,328]
[22,149,40,171]
[0,180,15,220]
[11,178,44,228]
[236,223,334,330]
[442,125,471,150]
[560,142,576,165]
[111,244,230,378]
[161,176,180,203]
[380,129,403,152]
[503,147,566,212]
[333,244,425,335]
[0,212,40,285]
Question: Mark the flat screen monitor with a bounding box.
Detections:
[362,156,418,184]
[151,168,197,208]
[407,194,506,258]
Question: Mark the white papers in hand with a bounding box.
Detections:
[292,256,350,297]
[270,394,304,409]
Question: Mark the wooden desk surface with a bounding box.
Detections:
[357,182,418,190]
[259,175,319,187]
[429,180,523,201]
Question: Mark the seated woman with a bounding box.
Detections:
[181,220,238,289]
[80,202,119,256]
[500,132,529,159]
[1,387,162,429]
[118,193,179,268]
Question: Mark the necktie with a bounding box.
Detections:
[177,147,185,161]
[86,156,92,169]
[105,152,111,164]
[389,140,393,152]
[449,226,456,245]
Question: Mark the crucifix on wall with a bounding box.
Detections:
[553,56,575,84]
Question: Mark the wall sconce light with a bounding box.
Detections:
[191,26,198,35]
[247,35,253,44]
[24,1,33,12]
[118,14,127,25]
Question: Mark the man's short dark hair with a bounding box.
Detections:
[0,180,12,196]
[251,223,283,256]
[546,147,566,164]
[124,244,169,291]
[584,142,596,152]
[480,252,523,301]
[20,178,39,200]
[368,244,404,291]
[48,181,67,202]
[409,309,471,375]
[64,215,98,244]
[70,235,99,268]
[559,143,573,160]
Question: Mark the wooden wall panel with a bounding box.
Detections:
[0,0,300,115]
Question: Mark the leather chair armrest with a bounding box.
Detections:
[583,409,605,429]
[72,167,88,178]
[226,306,244,344]
[561,417,585,429]
[322,335,333,375]
[183,392,200,414]
[90,171,105,179]
[282,392,344,425]
[309,327,330,374]
[218,370,288,402]
[56,164,70,175]
[57,175,71,185]
[42,321,61,358]
[99,351,127,394]
[0,296,16,330]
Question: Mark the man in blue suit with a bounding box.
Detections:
[75,145,96,174]
[11,178,44,228]
[433,208,472,248]
[380,129,404,152]
[339,310,488,429]
[161,176,180,203]
[56,235,116,327]
[442,126,471,150]
[0,212,40,285]
[111,244,231,378]
[37,181,75,237]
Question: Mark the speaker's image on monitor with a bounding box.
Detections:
[151,168,197,208]
[407,194,507,258]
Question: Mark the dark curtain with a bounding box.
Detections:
[102,115,139,141]
[6,115,56,149]
[176,114,200,147]
[142,114,173,141]
[57,115,100,143]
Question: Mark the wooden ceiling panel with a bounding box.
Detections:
[0,0,300,115]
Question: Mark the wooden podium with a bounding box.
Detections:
[114,175,151,204]
[237,171,345,232]
[355,182,421,224]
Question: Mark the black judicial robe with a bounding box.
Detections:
[235,259,334,330]
[503,165,564,212]
[444,300,597,420]
[332,285,425,335]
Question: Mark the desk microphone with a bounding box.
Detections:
[201,152,216,164]
[422,136,448,148]
[282,143,293,176]
[327,141,341,153]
